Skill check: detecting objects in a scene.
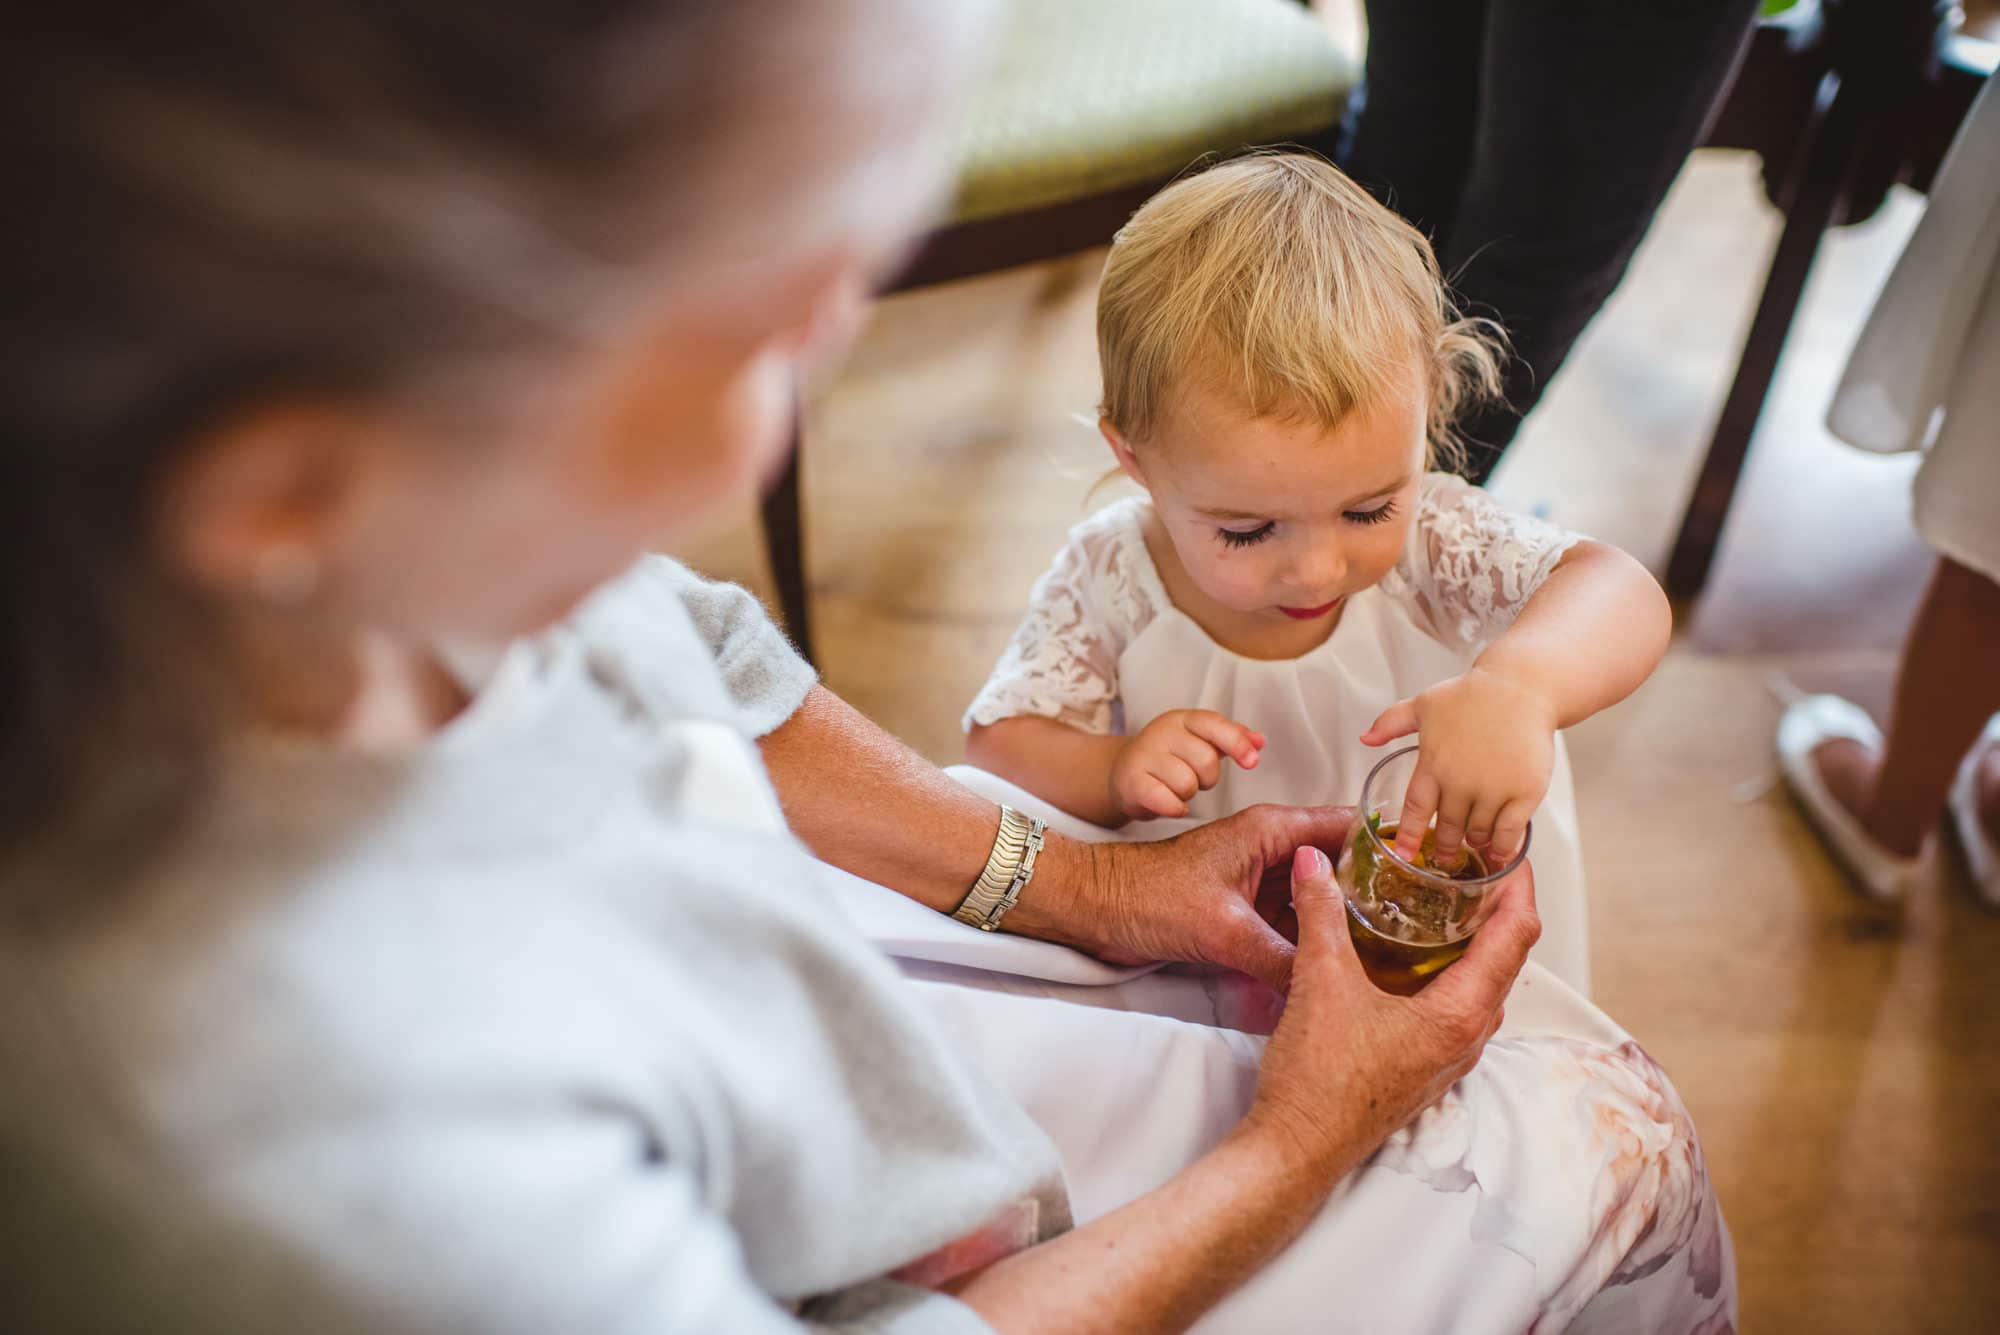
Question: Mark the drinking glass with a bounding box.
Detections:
[1335,746,1531,994]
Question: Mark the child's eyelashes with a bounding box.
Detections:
[1216,522,1276,549]
[1344,501,1397,526]
[1215,503,1395,547]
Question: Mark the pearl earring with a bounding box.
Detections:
[251,542,322,606]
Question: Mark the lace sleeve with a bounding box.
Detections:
[963,514,1148,736]
[1395,474,1583,651]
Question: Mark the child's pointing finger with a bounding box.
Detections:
[1184,711,1263,769]
[1360,697,1420,748]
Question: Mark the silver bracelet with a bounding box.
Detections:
[952,805,1047,932]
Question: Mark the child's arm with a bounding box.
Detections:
[970,710,1265,829]
[1470,539,1672,726]
[1362,539,1670,862]
[967,718,1129,827]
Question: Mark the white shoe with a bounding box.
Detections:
[1947,715,2000,912]
[1777,695,1930,906]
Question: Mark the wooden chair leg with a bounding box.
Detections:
[1666,75,1862,603]
[760,416,814,664]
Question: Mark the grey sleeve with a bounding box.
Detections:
[642,557,818,737]
[179,1100,994,1335]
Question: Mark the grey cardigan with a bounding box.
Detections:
[0,558,1068,1333]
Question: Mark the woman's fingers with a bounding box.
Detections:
[1393,768,1440,860]
[1289,845,1364,985]
[1422,865,1539,1019]
[1217,904,1298,992]
[1183,711,1263,769]
[1238,804,1358,873]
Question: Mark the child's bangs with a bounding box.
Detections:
[1182,297,1430,437]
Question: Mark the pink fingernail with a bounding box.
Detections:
[1293,846,1330,878]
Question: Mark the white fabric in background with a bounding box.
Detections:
[1828,74,2000,583]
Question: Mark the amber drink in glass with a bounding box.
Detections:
[1335,747,1530,994]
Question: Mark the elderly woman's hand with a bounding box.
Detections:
[951,839,1541,1333]
[1243,844,1539,1172]
[1021,804,1358,991]
[758,687,1470,995]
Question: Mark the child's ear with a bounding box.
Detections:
[1098,417,1148,487]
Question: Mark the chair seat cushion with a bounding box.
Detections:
[949,0,1360,223]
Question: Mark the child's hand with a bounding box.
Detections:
[1110,709,1265,820]
[1360,668,1557,865]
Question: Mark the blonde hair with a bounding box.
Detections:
[1096,151,1504,466]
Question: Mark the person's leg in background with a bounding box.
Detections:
[1814,556,2000,860]
[1338,0,1487,260]
[1430,0,1761,481]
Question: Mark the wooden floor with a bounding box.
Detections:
[677,150,2000,1331]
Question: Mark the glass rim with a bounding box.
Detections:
[1356,745,1532,887]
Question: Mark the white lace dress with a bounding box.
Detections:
[962,472,1594,993]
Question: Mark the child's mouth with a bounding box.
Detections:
[1277,599,1342,620]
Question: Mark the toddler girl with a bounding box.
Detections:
[964,154,1672,985]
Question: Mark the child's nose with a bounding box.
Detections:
[1289,543,1346,593]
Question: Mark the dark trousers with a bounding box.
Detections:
[1339,0,1763,482]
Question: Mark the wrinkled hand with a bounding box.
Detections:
[1246,844,1540,1175]
[1109,709,1264,821]
[1077,804,1358,991]
[1360,666,1557,865]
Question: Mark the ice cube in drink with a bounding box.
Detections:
[1340,820,1489,994]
